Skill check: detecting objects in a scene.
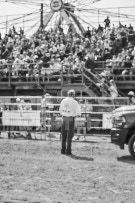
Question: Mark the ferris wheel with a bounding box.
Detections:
[0,0,101,35]
[1,0,135,36]
[41,0,101,34]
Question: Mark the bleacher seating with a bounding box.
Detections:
[0,22,135,96]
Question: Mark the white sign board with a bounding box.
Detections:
[103,113,112,129]
[2,111,40,126]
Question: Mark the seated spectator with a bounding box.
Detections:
[72,56,84,81]
[110,55,117,75]
[109,79,118,98]
[12,56,22,77]
[121,47,128,59]
[94,42,103,61]
[127,91,135,105]
[99,64,112,81]
[114,53,123,76]
[103,48,111,60]
[130,57,135,79]
[83,38,91,53]
[121,55,133,79]
[85,27,91,39]
[120,28,128,48]
[131,47,135,57]
[128,24,134,34]
[97,24,103,34]
[41,52,50,68]
[85,54,95,73]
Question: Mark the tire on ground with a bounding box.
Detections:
[128,133,135,158]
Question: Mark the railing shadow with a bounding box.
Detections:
[117,155,135,164]
[68,154,94,161]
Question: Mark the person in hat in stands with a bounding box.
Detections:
[127,91,135,105]
[59,89,81,155]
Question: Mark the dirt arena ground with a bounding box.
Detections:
[0,133,135,203]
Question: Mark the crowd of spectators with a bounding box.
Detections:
[0,17,134,96]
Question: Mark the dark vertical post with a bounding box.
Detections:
[8,64,11,88]
[118,8,120,24]
[40,3,43,28]
[98,9,99,25]
[23,15,25,32]
[61,63,64,86]
[6,16,8,34]
[81,65,84,84]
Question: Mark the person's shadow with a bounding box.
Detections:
[117,155,135,164]
[69,154,94,161]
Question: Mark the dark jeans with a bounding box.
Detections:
[61,117,75,153]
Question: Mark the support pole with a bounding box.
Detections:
[98,9,99,25]
[40,3,44,28]
[23,15,25,32]
[6,16,8,35]
[118,7,120,24]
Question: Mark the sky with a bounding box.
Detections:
[0,0,135,36]
[92,0,135,27]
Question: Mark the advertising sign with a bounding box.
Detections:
[102,113,112,129]
[2,111,40,126]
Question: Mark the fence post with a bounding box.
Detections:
[61,63,64,86]
[81,67,84,83]
[8,64,11,87]
[6,16,8,35]
[102,61,105,70]
[38,63,40,86]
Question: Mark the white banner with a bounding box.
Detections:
[103,113,112,129]
[2,111,40,126]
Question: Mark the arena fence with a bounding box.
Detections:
[43,96,129,138]
[0,96,129,140]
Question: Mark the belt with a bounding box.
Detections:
[63,116,74,121]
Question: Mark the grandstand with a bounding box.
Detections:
[0,0,135,97]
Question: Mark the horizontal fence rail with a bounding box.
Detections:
[42,96,129,138]
[0,96,129,140]
[0,61,134,86]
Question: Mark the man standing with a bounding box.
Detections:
[104,16,110,29]
[59,89,81,155]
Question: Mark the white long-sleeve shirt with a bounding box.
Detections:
[59,97,81,117]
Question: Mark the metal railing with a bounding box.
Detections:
[0,96,129,140]
[43,96,129,138]
[0,60,134,84]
